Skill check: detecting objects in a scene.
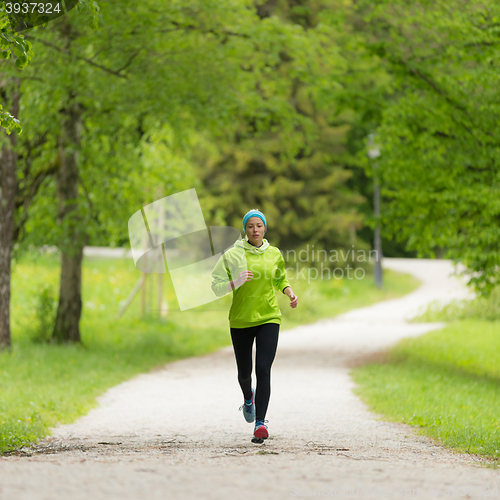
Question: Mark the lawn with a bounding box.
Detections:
[350,287,500,467]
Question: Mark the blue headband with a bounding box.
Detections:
[243,210,267,235]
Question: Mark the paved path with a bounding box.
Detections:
[1,258,498,500]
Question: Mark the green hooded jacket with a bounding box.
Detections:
[211,237,291,328]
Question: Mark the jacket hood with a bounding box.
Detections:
[234,237,270,254]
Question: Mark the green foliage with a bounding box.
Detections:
[343,0,500,297]
[0,106,20,133]
[12,0,336,258]
[0,0,98,133]
[29,283,58,343]
[0,13,34,66]
[192,0,371,258]
[75,0,100,30]
[0,11,33,133]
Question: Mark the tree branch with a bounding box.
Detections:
[25,36,131,79]
[115,48,142,74]
[388,57,484,146]
[168,20,250,39]
[13,155,60,243]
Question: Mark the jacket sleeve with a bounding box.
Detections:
[273,252,291,294]
[211,253,233,298]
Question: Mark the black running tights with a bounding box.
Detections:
[230,322,279,422]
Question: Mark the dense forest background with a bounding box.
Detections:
[2,0,499,347]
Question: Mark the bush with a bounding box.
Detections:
[29,284,58,343]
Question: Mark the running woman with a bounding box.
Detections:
[211,209,298,443]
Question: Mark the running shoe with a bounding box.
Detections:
[239,388,255,423]
[254,419,269,439]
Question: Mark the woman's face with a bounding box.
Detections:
[246,217,265,246]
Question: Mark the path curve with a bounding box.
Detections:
[1,258,498,500]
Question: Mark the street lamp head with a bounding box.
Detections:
[367,133,381,159]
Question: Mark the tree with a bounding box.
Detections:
[7,0,323,345]
[194,0,370,266]
[0,8,32,133]
[0,0,98,132]
[344,0,500,296]
[0,72,21,350]
[0,0,98,349]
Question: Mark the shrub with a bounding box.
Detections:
[30,284,57,343]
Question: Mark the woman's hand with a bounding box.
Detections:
[234,270,254,288]
[284,287,298,308]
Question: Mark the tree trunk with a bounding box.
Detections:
[52,99,85,343]
[0,77,20,351]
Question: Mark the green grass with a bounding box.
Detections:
[351,288,500,467]
[0,250,420,455]
[411,285,500,323]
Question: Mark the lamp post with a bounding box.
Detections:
[367,133,383,289]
